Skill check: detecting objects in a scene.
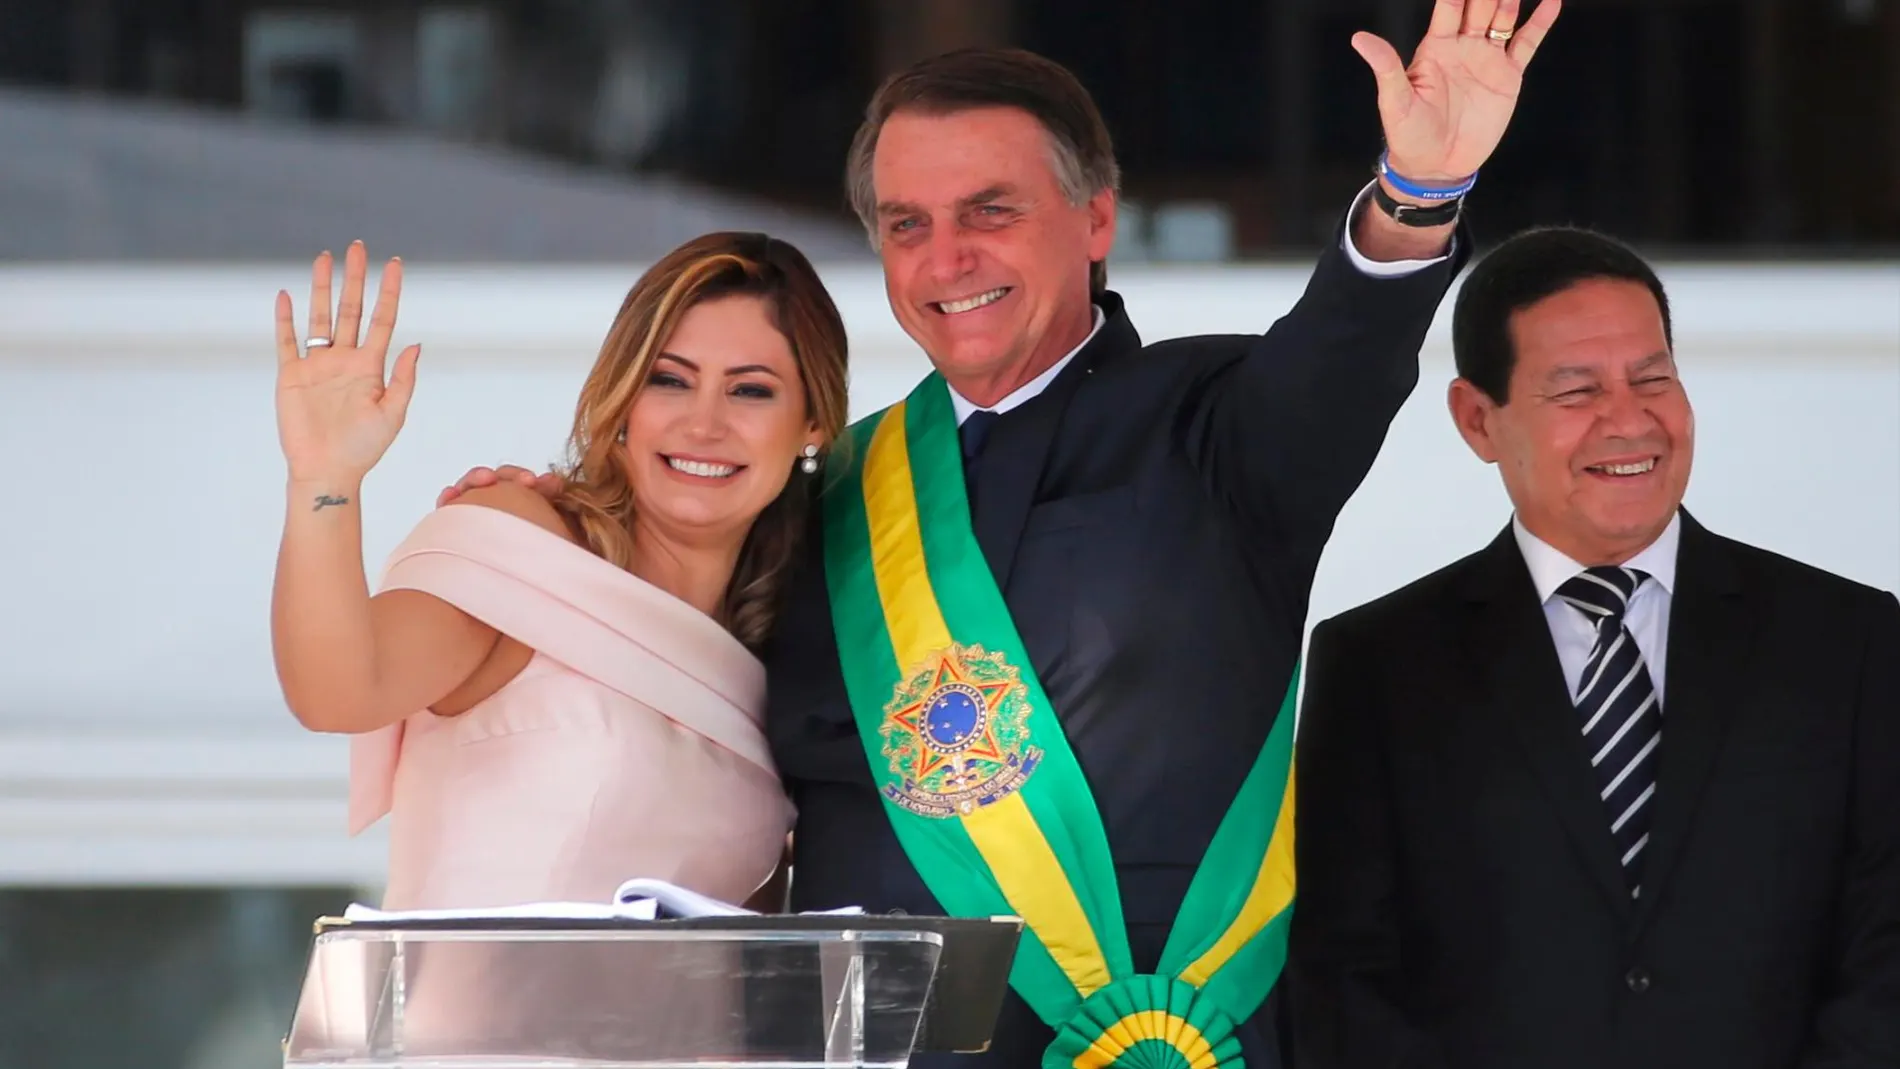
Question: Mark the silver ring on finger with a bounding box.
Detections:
[304,337,333,353]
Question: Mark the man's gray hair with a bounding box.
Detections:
[842,47,1121,294]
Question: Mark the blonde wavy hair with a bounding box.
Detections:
[551,232,849,648]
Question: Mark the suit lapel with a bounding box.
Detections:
[968,295,1140,590]
[1632,510,1751,932]
[1461,527,1635,919]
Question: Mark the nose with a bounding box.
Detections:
[924,223,973,286]
[1598,381,1658,438]
[680,384,731,442]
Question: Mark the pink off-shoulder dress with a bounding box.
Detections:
[346,503,793,911]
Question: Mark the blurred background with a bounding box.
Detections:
[5,0,1899,258]
[0,1,1895,1066]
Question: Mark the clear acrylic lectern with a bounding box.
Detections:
[282,914,1022,1069]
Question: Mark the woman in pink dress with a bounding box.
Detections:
[268,232,849,914]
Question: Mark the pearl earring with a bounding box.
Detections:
[799,443,819,474]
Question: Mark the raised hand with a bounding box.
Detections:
[1354,0,1561,183]
[274,241,421,487]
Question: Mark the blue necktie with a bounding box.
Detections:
[960,410,999,463]
[1555,566,1662,898]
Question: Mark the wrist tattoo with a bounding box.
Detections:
[312,494,352,511]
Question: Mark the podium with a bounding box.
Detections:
[282,912,1024,1068]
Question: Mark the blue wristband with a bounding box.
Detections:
[1377,151,1477,201]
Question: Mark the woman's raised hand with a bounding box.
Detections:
[274,241,421,487]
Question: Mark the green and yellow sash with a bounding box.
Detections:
[822,372,1297,1068]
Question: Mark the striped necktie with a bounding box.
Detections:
[1555,566,1662,898]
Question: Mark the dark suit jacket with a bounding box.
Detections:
[1289,511,1900,1069]
[759,222,1466,1067]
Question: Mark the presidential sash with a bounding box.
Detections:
[822,372,1297,1069]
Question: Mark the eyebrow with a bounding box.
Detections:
[1544,350,1674,379]
[656,352,784,380]
[875,184,1017,217]
[1543,365,1601,384]
[963,184,1014,205]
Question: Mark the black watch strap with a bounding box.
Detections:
[1369,181,1463,227]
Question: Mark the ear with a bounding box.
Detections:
[1085,188,1117,264]
[1447,378,1502,464]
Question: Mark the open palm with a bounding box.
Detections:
[274,242,420,485]
[1354,0,1562,182]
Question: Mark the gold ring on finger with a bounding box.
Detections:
[1487,27,1514,42]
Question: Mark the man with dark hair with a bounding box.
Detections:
[1289,225,1900,1069]
[1449,225,1673,400]
[443,1,1564,1063]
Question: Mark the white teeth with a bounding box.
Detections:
[938,288,1007,314]
[667,457,738,478]
[1593,459,1657,476]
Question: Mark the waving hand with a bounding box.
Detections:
[274,241,420,487]
[1355,0,1562,182]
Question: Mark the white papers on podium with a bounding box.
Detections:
[612,877,863,918]
[341,898,660,923]
[339,877,865,924]
[613,877,752,917]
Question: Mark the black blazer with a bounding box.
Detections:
[761,225,1465,1067]
[1289,511,1900,1069]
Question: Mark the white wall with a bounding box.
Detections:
[1,260,1895,886]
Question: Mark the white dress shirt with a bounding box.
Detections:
[946,181,1450,422]
[1513,512,1682,699]
[948,305,1105,424]
[1339,180,1455,279]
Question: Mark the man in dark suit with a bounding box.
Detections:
[761,3,1561,1066]
[1288,226,1900,1069]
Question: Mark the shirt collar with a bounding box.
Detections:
[1513,510,1682,603]
[948,304,1105,425]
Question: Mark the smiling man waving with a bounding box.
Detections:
[763,3,1560,1067]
